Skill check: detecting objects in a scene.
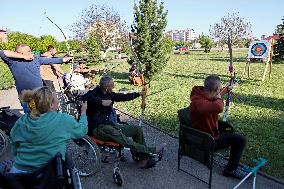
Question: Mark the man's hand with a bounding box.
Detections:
[80,101,87,115]
[63,57,73,63]
[225,81,238,91]
[102,100,112,106]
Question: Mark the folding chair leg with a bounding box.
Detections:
[177,152,181,171]
[209,168,212,189]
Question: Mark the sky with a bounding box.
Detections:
[0,0,283,41]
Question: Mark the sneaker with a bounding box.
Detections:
[223,168,247,179]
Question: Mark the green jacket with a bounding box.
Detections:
[10,111,87,172]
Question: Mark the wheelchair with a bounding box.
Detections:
[89,134,163,186]
[0,107,20,156]
[0,152,82,189]
[70,124,164,186]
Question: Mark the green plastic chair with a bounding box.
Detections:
[177,107,215,188]
[177,107,236,188]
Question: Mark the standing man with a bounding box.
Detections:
[189,75,247,179]
[0,44,72,112]
[40,45,64,92]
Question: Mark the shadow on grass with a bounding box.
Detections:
[163,71,231,81]
[195,57,247,63]
[233,93,284,112]
[163,72,261,85]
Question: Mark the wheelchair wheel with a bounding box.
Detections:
[0,129,9,156]
[67,135,101,177]
[113,169,123,186]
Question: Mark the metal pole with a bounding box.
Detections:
[233,172,253,189]
[253,174,257,189]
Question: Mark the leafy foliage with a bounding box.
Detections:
[275,16,284,35]
[58,39,83,53]
[210,12,252,47]
[84,32,102,65]
[273,36,284,60]
[37,35,58,52]
[173,41,192,48]
[131,0,169,82]
[71,4,127,58]
[198,34,213,53]
[5,32,39,51]
[274,17,284,61]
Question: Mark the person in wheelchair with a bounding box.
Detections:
[189,75,246,179]
[9,86,88,173]
[81,76,166,169]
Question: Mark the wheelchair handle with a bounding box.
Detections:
[56,156,64,179]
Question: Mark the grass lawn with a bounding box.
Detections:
[0,50,283,179]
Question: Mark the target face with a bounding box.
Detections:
[248,40,271,59]
[251,43,267,56]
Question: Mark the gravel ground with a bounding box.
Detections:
[0,87,283,189]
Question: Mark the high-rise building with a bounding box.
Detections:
[165,28,195,42]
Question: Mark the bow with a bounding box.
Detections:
[223,35,234,122]
[45,12,74,73]
[128,32,148,126]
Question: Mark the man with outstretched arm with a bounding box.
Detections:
[81,76,166,169]
[0,44,72,112]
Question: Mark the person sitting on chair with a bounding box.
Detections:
[189,74,246,179]
[9,86,88,173]
[129,64,144,77]
[81,76,166,169]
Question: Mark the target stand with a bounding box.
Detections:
[243,39,275,81]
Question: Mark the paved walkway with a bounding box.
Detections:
[1,88,283,189]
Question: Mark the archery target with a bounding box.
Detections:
[248,40,271,59]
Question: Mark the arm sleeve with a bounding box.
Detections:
[81,91,102,105]
[0,50,11,64]
[38,57,64,65]
[195,98,224,115]
[111,92,140,102]
[66,114,88,139]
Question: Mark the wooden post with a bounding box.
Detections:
[262,59,270,81]
[262,39,273,81]
[242,58,251,78]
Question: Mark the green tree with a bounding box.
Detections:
[275,16,284,35]
[131,0,169,82]
[210,12,252,48]
[0,42,7,50]
[6,32,39,50]
[274,17,284,60]
[37,35,58,53]
[84,32,102,65]
[198,34,213,53]
[72,5,127,59]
